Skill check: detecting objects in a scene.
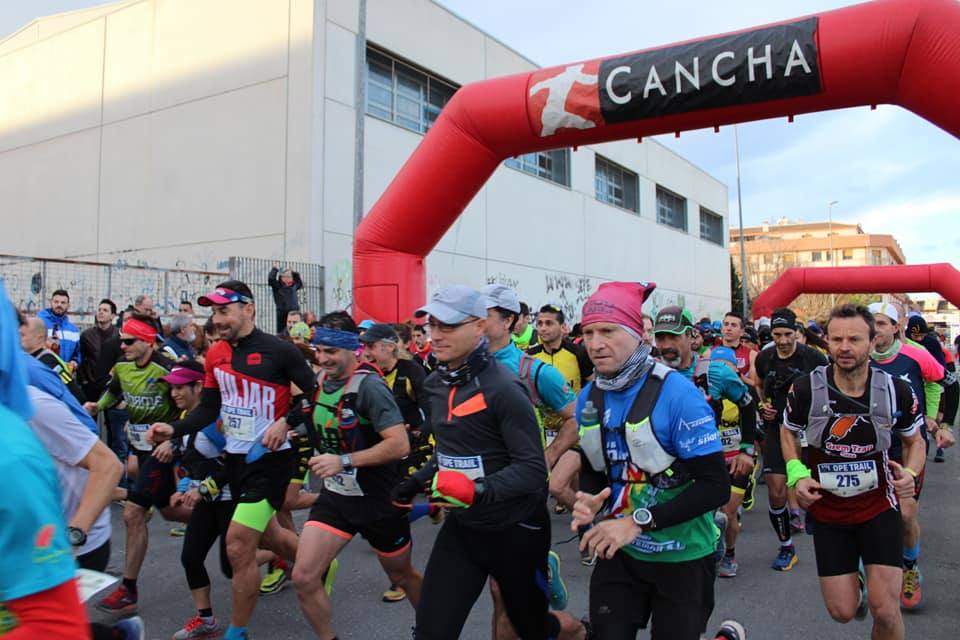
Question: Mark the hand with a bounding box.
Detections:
[391,475,425,505]
[83,402,99,416]
[887,460,916,500]
[261,417,289,450]
[728,452,755,477]
[181,489,201,508]
[571,487,611,531]
[308,453,343,479]
[795,477,822,509]
[760,404,778,421]
[579,517,641,561]
[152,440,174,463]
[147,423,174,445]
[925,416,939,434]
[169,492,184,507]
[936,426,956,449]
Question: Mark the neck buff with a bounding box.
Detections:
[311,327,361,351]
[436,336,490,386]
[872,338,901,362]
[594,326,655,392]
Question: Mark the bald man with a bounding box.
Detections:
[21,317,86,403]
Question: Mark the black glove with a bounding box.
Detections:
[391,475,425,505]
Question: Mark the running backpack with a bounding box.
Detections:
[805,365,897,450]
[517,353,546,409]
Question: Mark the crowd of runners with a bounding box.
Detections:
[1,271,957,640]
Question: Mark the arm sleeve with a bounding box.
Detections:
[475,381,549,504]
[894,380,923,437]
[738,393,757,446]
[924,381,942,418]
[648,452,730,529]
[281,342,318,406]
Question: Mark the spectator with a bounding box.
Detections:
[303,310,318,326]
[511,301,536,349]
[20,317,86,403]
[79,298,121,402]
[178,300,194,315]
[268,263,303,333]
[162,313,196,361]
[37,289,81,366]
[119,294,162,334]
[284,309,303,336]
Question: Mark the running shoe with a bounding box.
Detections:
[714,619,746,640]
[934,448,945,463]
[172,616,221,639]
[382,584,407,602]
[223,627,248,640]
[713,511,728,566]
[324,558,339,596]
[789,511,804,534]
[771,545,798,572]
[170,524,187,537]
[546,550,568,611]
[901,565,923,610]
[113,616,145,640]
[855,567,868,620]
[718,553,738,578]
[580,547,596,567]
[259,560,290,595]
[97,584,138,615]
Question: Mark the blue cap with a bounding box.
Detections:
[415,285,488,324]
[482,284,520,313]
[712,320,722,331]
[358,319,375,330]
[711,346,737,367]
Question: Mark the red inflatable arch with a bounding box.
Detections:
[353,0,960,321]
[751,263,960,319]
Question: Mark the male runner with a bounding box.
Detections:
[512,301,536,350]
[867,302,951,609]
[148,281,317,640]
[394,286,585,640]
[751,307,827,571]
[720,311,757,385]
[783,304,924,640]
[571,282,730,640]
[291,313,421,639]
[528,304,594,394]
[87,313,187,615]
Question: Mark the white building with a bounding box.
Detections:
[0,0,731,321]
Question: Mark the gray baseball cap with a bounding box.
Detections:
[415,285,488,324]
[482,284,521,313]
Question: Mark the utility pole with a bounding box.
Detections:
[734,126,749,319]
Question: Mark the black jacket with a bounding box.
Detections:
[268,268,303,311]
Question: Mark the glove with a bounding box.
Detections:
[391,475,425,505]
[430,470,476,508]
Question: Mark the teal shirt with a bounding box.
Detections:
[492,342,575,412]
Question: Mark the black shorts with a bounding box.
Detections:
[306,491,411,556]
[811,508,903,577]
[590,552,715,640]
[762,422,786,475]
[128,451,177,509]
[225,448,296,511]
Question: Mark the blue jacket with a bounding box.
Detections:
[37,308,81,364]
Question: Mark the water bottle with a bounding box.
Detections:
[246,436,271,464]
[580,400,599,428]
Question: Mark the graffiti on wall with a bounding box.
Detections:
[329,259,353,311]
[543,272,595,323]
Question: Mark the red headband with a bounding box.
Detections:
[122,318,158,344]
[581,282,656,335]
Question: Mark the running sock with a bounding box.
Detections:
[224,626,248,640]
[768,505,791,543]
[725,547,735,558]
[198,608,213,619]
[122,578,138,598]
[904,543,920,569]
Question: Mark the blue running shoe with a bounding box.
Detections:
[771,545,798,571]
[547,551,568,611]
[713,511,728,566]
[112,616,145,640]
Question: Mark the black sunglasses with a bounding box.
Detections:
[120,337,141,346]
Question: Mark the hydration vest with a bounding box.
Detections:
[805,365,897,450]
[312,363,381,454]
[579,362,691,489]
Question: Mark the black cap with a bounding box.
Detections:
[771,308,797,329]
[358,323,400,345]
[906,315,928,336]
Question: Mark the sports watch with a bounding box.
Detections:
[67,526,87,547]
[631,508,654,531]
[340,454,354,472]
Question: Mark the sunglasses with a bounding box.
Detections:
[120,337,141,346]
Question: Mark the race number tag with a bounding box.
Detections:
[437,453,485,481]
[719,424,741,453]
[127,423,153,451]
[817,460,879,498]
[545,429,559,447]
[324,469,364,497]
[221,406,256,441]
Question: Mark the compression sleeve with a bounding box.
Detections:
[924,381,942,418]
[648,451,730,529]
[172,388,222,437]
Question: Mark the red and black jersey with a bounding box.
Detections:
[733,343,755,378]
[173,328,317,454]
[784,368,921,525]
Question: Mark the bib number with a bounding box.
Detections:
[544,430,559,447]
[437,453,485,481]
[818,460,879,497]
[719,424,741,453]
[127,423,152,452]
[324,469,364,497]
[221,406,256,441]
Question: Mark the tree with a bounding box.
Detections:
[731,257,749,316]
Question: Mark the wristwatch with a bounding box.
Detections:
[631,508,654,531]
[740,445,755,457]
[67,526,87,547]
[340,454,354,472]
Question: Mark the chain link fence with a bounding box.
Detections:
[1,255,324,330]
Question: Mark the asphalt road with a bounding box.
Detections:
[90,452,960,639]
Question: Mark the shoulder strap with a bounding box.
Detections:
[869,368,896,429]
[805,365,832,448]
[626,364,670,424]
[518,354,544,408]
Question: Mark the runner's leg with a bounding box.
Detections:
[292,523,351,638]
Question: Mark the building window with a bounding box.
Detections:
[699,207,723,245]
[842,248,854,260]
[871,249,884,265]
[505,150,570,187]
[594,156,639,212]
[366,46,458,134]
[656,186,687,231]
[811,251,823,262]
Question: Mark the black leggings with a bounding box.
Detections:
[414,506,558,640]
[77,539,111,572]
[182,500,235,589]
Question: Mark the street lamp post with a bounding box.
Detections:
[735,126,749,319]
[828,200,838,307]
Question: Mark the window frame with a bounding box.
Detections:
[364,45,458,135]
[595,155,639,213]
[698,206,724,246]
[504,149,571,187]
[655,185,688,232]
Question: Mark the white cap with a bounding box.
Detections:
[868,302,899,323]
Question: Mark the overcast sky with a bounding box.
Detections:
[3,0,957,271]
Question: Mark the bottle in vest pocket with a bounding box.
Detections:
[579,400,604,472]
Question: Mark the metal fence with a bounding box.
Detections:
[1,254,324,330]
